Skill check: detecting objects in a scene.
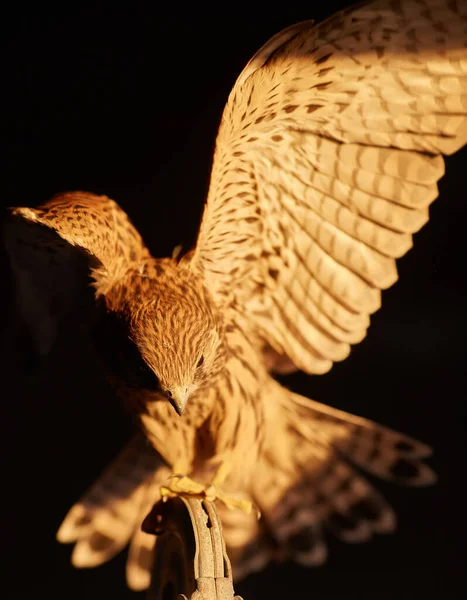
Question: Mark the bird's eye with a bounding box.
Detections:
[196,354,204,369]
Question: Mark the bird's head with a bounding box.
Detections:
[93,267,226,416]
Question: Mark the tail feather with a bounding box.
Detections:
[268,459,396,543]
[126,526,157,591]
[286,525,328,566]
[57,389,436,588]
[57,434,169,586]
[216,506,274,579]
[288,392,436,484]
[223,385,435,580]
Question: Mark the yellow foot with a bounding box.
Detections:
[160,463,260,518]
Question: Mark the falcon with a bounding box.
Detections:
[6,0,467,591]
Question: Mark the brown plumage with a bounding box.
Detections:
[6,0,467,591]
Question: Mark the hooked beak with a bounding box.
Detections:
[165,386,189,416]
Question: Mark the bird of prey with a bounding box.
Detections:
[6,0,467,591]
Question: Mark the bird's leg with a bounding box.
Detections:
[160,462,259,516]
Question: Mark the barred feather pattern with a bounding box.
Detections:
[6,0,467,591]
[209,350,436,578]
[56,435,169,591]
[12,192,151,296]
[193,0,467,374]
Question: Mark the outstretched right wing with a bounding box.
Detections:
[191,0,467,375]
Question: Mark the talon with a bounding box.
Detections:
[217,492,260,518]
[159,463,260,519]
[204,483,216,502]
[159,486,172,502]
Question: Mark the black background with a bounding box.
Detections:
[1,3,466,599]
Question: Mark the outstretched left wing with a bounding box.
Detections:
[4,192,151,363]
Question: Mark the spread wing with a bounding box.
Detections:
[4,211,96,366]
[4,192,151,364]
[191,0,467,374]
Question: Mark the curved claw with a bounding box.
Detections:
[160,471,260,519]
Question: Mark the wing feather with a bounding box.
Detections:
[191,0,467,374]
[56,434,168,588]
